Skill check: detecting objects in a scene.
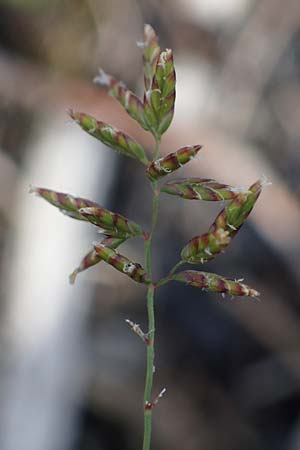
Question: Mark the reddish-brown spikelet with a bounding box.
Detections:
[94,69,149,132]
[79,206,143,238]
[161,178,244,201]
[142,24,161,91]
[181,228,231,264]
[69,237,125,284]
[69,249,101,285]
[173,271,260,298]
[70,110,149,165]
[146,145,202,181]
[30,186,99,220]
[94,244,150,284]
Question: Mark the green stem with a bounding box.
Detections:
[153,136,161,161]
[156,260,185,288]
[142,283,155,450]
[142,146,161,450]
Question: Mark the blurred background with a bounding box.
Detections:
[0,1,300,449]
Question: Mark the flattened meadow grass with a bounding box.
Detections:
[31,25,266,450]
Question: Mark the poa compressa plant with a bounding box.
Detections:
[31,25,266,450]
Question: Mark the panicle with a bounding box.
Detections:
[94,244,150,284]
[173,270,260,298]
[146,146,202,181]
[69,110,149,165]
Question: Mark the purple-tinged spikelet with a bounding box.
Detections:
[70,110,149,165]
[79,207,143,238]
[30,186,99,220]
[94,244,150,284]
[69,249,101,285]
[69,236,125,284]
[94,69,149,132]
[173,271,260,298]
[181,228,230,264]
[146,146,202,181]
[141,24,161,92]
[161,178,245,201]
[30,186,142,239]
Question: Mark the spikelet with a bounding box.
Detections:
[209,178,264,237]
[161,178,245,201]
[94,69,149,131]
[69,236,125,284]
[79,206,143,238]
[30,186,99,220]
[181,228,231,264]
[94,244,150,284]
[70,110,149,166]
[30,186,143,239]
[143,49,176,137]
[146,146,202,181]
[173,270,260,298]
[152,49,176,136]
[141,24,161,92]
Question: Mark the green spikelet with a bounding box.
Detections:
[69,236,125,284]
[94,244,150,284]
[143,49,176,137]
[209,178,264,236]
[173,270,260,298]
[70,110,149,165]
[181,228,231,264]
[161,178,244,201]
[30,186,99,220]
[152,49,176,136]
[79,206,143,238]
[146,145,202,181]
